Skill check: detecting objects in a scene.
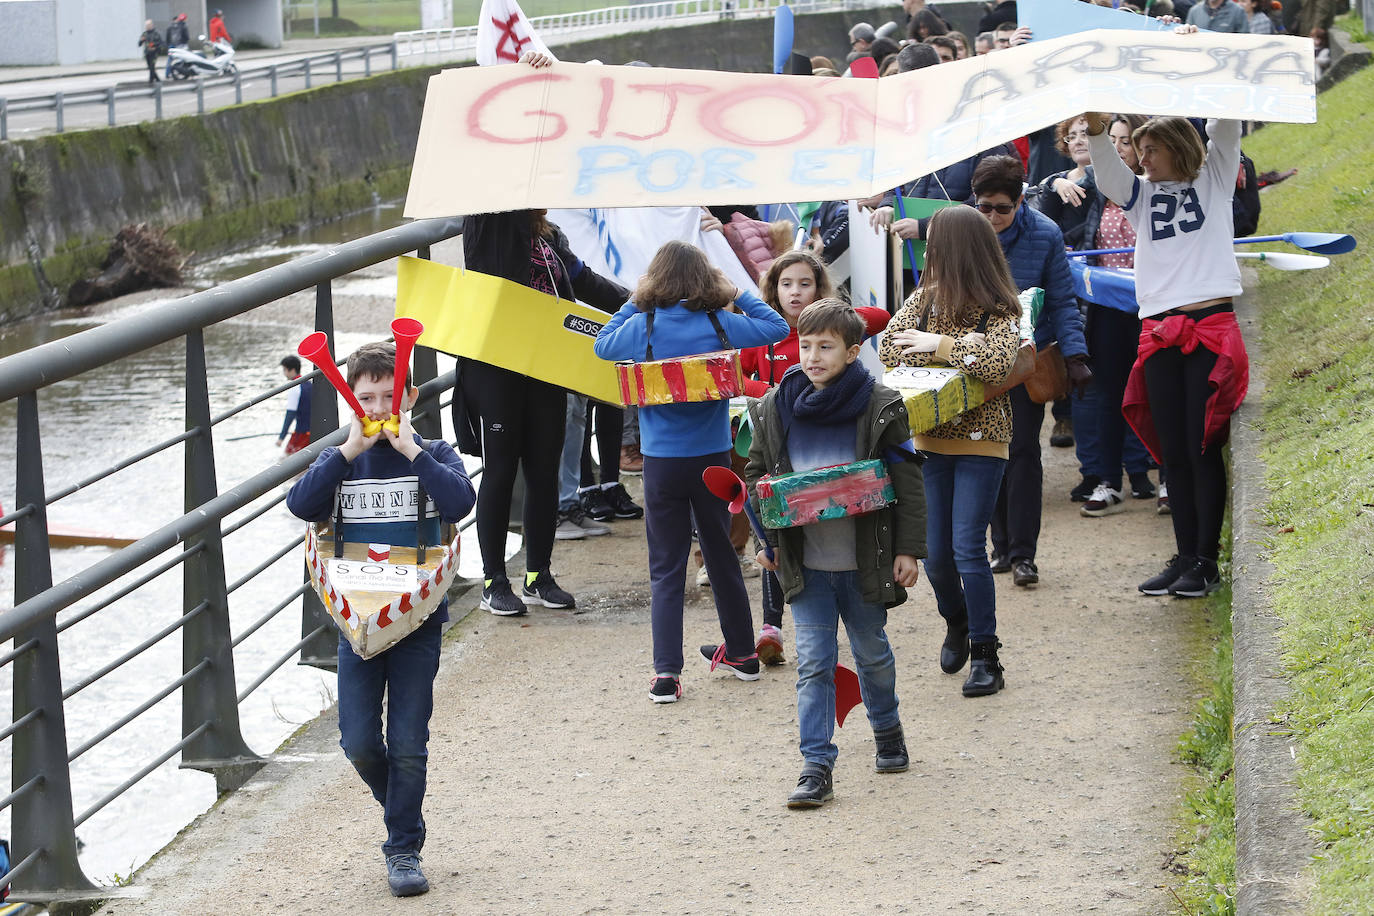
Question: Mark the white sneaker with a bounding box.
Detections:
[1080,483,1126,517]
[695,565,710,587]
[740,555,762,579]
[1157,483,1171,516]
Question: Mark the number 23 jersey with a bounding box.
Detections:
[1090,120,1244,319]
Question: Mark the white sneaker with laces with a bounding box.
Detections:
[1080,483,1126,517]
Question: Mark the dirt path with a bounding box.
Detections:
[101,420,1198,916]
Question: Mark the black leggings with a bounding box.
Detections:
[459,359,565,581]
[1142,343,1228,562]
[579,402,624,487]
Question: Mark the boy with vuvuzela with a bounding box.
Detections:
[745,300,926,808]
[287,340,475,896]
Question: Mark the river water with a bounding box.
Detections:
[0,202,504,883]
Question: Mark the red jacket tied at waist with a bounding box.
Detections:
[1122,311,1250,464]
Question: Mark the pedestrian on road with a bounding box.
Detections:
[880,205,1024,698]
[209,9,232,47]
[164,13,190,78]
[746,299,925,809]
[138,20,162,84]
[286,340,477,899]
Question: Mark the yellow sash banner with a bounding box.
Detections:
[394,257,624,404]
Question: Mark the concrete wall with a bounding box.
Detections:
[218,0,285,49]
[82,0,146,63]
[0,0,59,66]
[0,0,153,65]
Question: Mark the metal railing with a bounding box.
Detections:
[394,0,854,61]
[0,215,468,907]
[0,43,396,141]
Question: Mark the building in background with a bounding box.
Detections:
[0,0,283,66]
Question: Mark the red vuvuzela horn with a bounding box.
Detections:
[298,331,368,421]
[389,318,424,420]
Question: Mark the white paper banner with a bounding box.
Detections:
[406,29,1315,216]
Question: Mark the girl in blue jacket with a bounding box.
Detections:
[595,241,790,703]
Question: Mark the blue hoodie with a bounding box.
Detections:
[594,290,789,458]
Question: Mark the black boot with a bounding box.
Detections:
[873,725,909,773]
[940,618,970,674]
[786,763,834,808]
[962,640,1005,697]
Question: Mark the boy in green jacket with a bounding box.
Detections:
[746,299,927,808]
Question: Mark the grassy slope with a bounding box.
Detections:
[1237,24,1374,913]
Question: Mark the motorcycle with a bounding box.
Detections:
[167,37,237,80]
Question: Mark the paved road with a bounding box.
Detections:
[98,423,1196,915]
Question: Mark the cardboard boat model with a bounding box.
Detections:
[297,318,459,659]
[304,523,460,660]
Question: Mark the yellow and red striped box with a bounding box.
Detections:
[616,350,746,407]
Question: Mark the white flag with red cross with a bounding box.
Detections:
[476,0,555,66]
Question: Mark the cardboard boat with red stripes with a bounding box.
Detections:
[304,523,460,659]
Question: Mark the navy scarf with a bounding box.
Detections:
[776,362,874,464]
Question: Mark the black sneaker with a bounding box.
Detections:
[649,674,681,704]
[522,571,575,609]
[480,577,526,617]
[1070,474,1101,502]
[1139,554,1191,596]
[1129,471,1156,500]
[386,852,429,897]
[874,725,909,773]
[699,644,761,681]
[786,763,834,808]
[602,482,645,519]
[989,553,1012,574]
[580,487,615,521]
[1169,557,1221,598]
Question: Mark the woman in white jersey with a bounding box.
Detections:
[1084,29,1251,599]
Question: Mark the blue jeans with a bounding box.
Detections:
[336,612,442,857]
[791,568,900,768]
[922,453,1006,643]
[558,393,588,511]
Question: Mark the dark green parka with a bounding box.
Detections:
[744,381,927,609]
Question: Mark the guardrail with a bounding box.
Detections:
[0,215,468,908]
[0,43,396,141]
[394,0,852,61]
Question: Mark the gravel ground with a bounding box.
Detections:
[98,413,1200,916]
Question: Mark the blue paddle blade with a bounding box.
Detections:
[773,4,794,74]
[1245,232,1357,254]
[1286,232,1357,254]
